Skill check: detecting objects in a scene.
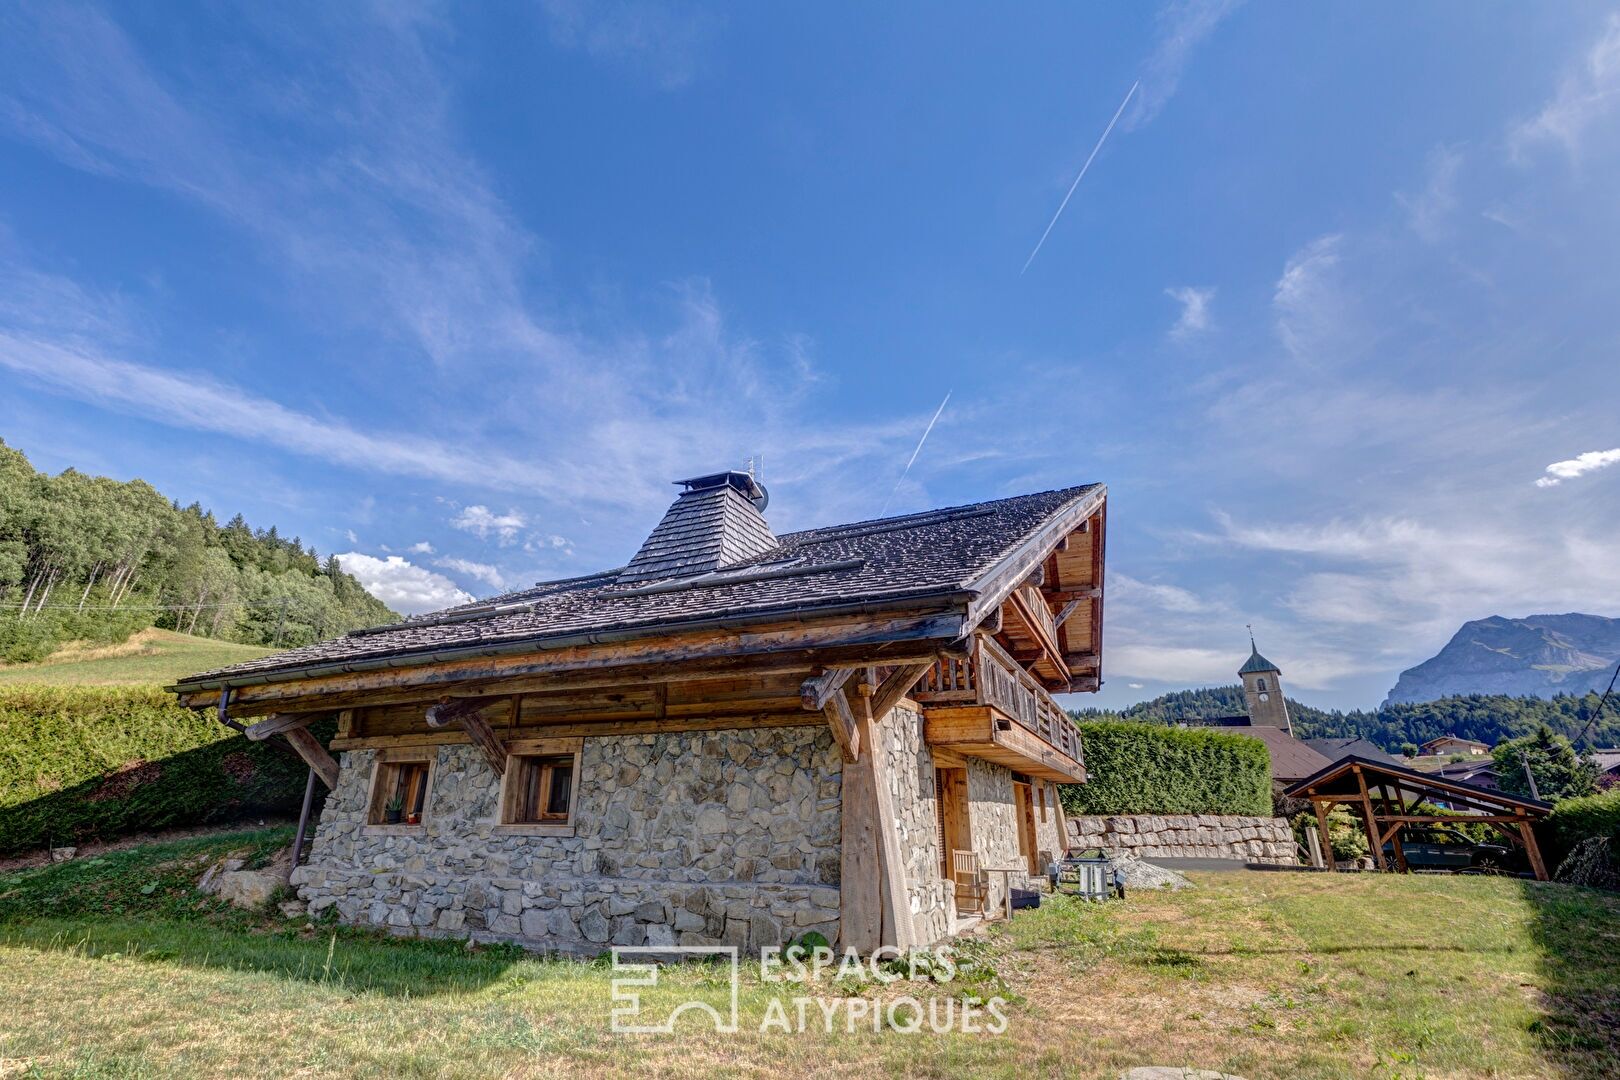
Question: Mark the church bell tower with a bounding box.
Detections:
[1239,633,1291,734]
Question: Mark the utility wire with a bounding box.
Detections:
[1571,658,1620,748]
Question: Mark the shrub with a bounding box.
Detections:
[1545,788,1620,867]
[1290,806,1368,861]
[1060,720,1271,816]
[0,685,323,855]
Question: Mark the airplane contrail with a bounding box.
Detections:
[1020,80,1140,275]
[881,391,952,515]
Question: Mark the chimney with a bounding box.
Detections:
[617,471,778,584]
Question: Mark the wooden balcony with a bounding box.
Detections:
[912,636,1086,783]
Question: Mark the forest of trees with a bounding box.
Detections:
[0,438,397,662]
[1073,684,1620,752]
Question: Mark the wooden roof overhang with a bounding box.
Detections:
[963,493,1106,695]
[172,595,974,721]
[1284,756,1552,880]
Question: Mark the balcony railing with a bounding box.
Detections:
[914,635,1084,766]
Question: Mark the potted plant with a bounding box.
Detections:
[385,795,404,824]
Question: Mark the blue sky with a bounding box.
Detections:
[3,2,1619,710]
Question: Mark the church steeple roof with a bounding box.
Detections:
[1239,643,1280,676]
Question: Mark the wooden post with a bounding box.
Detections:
[1305,825,1324,869]
[838,685,916,954]
[1518,818,1549,882]
[1353,766,1388,871]
[1313,797,1335,872]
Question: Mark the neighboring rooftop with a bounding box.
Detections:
[174,481,1104,689]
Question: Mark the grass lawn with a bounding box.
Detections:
[1,828,1617,1079]
[0,629,272,687]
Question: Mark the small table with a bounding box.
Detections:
[982,866,1031,920]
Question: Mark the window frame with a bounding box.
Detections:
[496,737,583,836]
[364,748,437,834]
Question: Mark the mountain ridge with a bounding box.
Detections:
[1386,613,1620,705]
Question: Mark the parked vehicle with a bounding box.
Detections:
[1384,826,1520,873]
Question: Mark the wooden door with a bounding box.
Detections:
[1014,781,1039,875]
[935,767,970,877]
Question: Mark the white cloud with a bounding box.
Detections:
[408,541,435,554]
[1125,0,1244,130]
[0,324,568,496]
[1165,285,1215,341]
[433,556,506,591]
[1511,14,1620,161]
[1535,447,1620,487]
[1111,573,1210,613]
[334,551,473,615]
[1396,145,1462,242]
[451,505,527,545]
[1272,234,1343,363]
[540,0,720,89]
[345,529,359,544]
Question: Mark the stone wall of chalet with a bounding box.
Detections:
[291,725,842,954]
[878,705,953,944]
[1065,814,1295,864]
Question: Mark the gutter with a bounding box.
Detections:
[170,588,977,695]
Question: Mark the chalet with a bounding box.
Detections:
[1420,735,1490,757]
[171,472,1106,955]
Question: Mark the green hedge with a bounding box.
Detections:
[1545,788,1620,869]
[1060,719,1272,816]
[0,685,322,855]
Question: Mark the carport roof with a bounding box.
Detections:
[1283,755,1552,816]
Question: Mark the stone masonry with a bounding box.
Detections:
[879,705,952,944]
[291,725,843,954]
[1066,814,1295,864]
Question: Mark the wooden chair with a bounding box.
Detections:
[952,850,988,915]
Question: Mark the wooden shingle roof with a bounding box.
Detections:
[173,482,1105,691]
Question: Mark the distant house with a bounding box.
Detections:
[1434,758,1499,790]
[1593,748,1620,789]
[1420,735,1490,757]
[1305,736,1401,768]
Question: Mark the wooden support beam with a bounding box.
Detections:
[1045,587,1101,602]
[1052,599,1083,629]
[1353,766,1388,871]
[822,688,860,763]
[244,713,316,742]
[1519,820,1549,882]
[283,726,339,790]
[838,689,917,954]
[800,667,855,712]
[1313,798,1336,873]
[869,660,937,721]
[425,698,508,775]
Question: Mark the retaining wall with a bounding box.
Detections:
[1066,814,1295,865]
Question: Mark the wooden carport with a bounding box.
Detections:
[1283,755,1553,881]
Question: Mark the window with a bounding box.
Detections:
[498,737,583,834]
[1256,678,1268,692]
[512,756,574,822]
[367,752,433,827]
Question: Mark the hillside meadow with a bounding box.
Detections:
[0,827,1617,1079]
